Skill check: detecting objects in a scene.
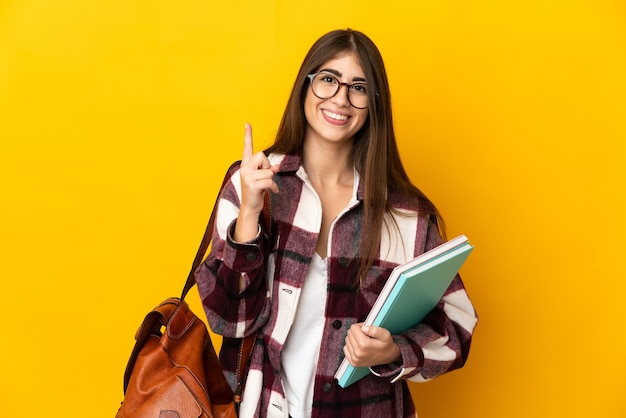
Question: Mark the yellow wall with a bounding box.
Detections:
[1,1,625,416]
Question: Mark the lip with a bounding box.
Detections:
[321,108,351,125]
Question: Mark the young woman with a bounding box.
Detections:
[196,29,478,418]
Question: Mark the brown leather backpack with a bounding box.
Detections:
[115,297,245,418]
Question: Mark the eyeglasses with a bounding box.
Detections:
[306,71,369,109]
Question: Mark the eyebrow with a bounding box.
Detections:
[319,68,367,83]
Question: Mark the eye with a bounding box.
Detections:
[320,74,338,84]
[351,83,368,94]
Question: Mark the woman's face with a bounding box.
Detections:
[303,52,369,147]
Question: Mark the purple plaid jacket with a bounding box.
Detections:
[196,154,478,418]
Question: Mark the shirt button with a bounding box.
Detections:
[322,383,333,393]
[338,257,348,267]
[246,252,257,262]
[332,320,342,329]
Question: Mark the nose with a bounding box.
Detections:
[331,83,351,107]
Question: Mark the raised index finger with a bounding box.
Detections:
[242,123,253,164]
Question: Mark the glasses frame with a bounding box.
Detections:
[306,72,370,109]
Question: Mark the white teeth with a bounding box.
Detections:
[323,110,348,121]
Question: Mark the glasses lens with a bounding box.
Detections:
[311,73,339,99]
[348,84,368,109]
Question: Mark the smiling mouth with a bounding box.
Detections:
[323,109,349,121]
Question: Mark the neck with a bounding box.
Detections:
[302,139,354,186]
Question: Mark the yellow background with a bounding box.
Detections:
[1,1,625,417]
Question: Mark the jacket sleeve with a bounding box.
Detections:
[371,221,478,383]
[194,163,271,338]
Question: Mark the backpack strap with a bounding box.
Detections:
[181,161,273,301]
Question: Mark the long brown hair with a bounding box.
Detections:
[266,29,445,281]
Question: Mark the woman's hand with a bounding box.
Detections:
[234,123,279,242]
[342,323,402,368]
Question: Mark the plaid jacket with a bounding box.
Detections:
[196,154,478,418]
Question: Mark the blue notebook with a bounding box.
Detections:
[334,235,474,388]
